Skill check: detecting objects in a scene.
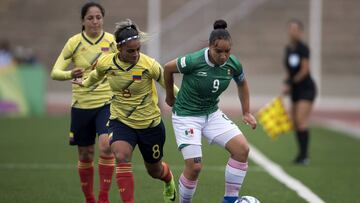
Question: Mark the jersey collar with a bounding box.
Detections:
[204,48,227,67]
[82,31,105,45]
[204,48,215,67]
[113,53,137,71]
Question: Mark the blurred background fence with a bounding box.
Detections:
[0,0,359,116]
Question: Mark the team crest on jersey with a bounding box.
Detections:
[227,69,233,75]
[185,128,194,137]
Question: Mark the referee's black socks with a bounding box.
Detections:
[296,129,309,159]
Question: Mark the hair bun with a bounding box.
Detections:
[213,19,227,30]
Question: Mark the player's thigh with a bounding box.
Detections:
[70,107,97,146]
[172,113,204,149]
[108,119,137,161]
[225,134,249,160]
[95,104,110,136]
[294,100,313,127]
[137,120,166,164]
[202,110,241,147]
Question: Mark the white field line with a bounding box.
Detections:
[315,119,360,139]
[249,144,326,203]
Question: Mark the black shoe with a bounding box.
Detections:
[293,156,310,165]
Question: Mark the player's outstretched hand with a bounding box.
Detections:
[71,67,85,79]
[71,78,84,87]
[243,112,257,129]
[165,95,175,107]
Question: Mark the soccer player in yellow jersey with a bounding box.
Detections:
[75,19,178,203]
[50,2,115,203]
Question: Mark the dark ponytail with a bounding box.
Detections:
[81,2,105,31]
[209,19,231,45]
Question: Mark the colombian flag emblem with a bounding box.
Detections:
[132,70,142,80]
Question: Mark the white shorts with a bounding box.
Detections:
[172,109,242,159]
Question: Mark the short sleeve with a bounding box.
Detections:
[231,56,245,85]
[300,44,310,59]
[176,54,193,74]
[149,59,163,81]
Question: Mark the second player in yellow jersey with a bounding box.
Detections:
[50,3,116,203]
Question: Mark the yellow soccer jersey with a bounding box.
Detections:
[83,53,178,129]
[51,31,117,109]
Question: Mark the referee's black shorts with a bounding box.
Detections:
[291,80,317,102]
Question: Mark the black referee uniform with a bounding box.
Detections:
[284,40,317,163]
[285,41,317,102]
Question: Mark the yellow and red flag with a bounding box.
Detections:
[256,97,293,139]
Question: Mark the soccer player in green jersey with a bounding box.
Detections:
[75,19,178,203]
[164,19,257,203]
[51,2,116,203]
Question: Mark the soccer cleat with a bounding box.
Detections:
[97,192,110,203]
[163,175,177,202]
[293,156,310,165]
[97,199,110,203]
[221,196,238,203]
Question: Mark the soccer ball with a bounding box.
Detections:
[235,196,260,203]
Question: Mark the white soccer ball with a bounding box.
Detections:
[235,196,260,203]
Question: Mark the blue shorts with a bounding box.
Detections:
[70,104,110,146]
[108,119,166,164]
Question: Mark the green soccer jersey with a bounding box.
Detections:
[174,48,245,116]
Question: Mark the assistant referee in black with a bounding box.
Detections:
[283,19,317,165]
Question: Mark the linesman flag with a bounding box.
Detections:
[256,97,293,139]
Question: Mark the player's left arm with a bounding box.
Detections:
[293,45,310,84]
[234,69,257,129]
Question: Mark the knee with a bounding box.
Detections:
[296,123,308,131]
[192,163,202,175]
[232,143,249,162]
[99,139,112,156]
[78,147,95,161]
[147,167,162,179]
[186,162,202,178]
[113,150,131,163]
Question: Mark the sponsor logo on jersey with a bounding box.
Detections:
[180,57,186,68]
[100,42,110,52]
[101,47,109,52]
[196,72,207,77]
[288,54,300,68]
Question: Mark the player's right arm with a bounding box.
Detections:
[81,60,106,87]
[164,55,192,106]
[51,38,84,81]
[164,59,179,107]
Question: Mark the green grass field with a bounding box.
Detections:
[0,116,359,203]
